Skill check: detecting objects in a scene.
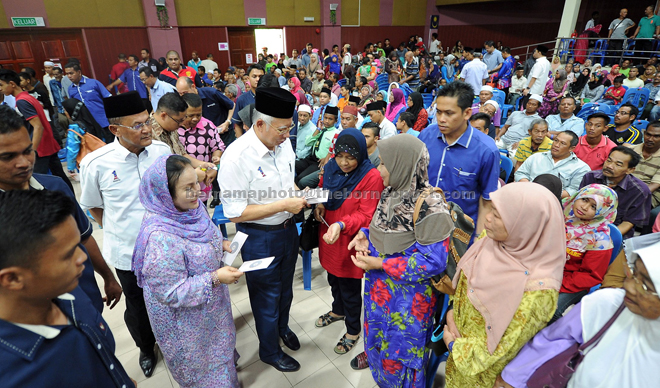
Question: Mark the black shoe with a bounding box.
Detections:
[265,353,301,372]
[139,351,157,377]
[280,331,300,351]
[209,198,220,208]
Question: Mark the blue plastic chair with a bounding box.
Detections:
[633,119,649,131]
[623,39,636,57]
[500,154,514,182]
[558,39,575,60]
[376,74,389,91]
[425,293,451,388]
[576,102,614,121]
[588,39,609,65]
[421,93,434,108]
[211,204,230,240]
[491,89,508,120]
[295,223,313,291]
[589,224,622,294]
[621,87,651,111]
[399,83,414,99]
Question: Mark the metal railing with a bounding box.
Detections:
[510,36,657,64]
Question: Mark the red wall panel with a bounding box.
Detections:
[284,26,322,54]
[341,26,424,54]
[178,27,231,73]
[83,28,150,83]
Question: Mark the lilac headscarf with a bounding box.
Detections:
[132,154,218,287]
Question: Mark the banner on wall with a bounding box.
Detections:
[218,43,229,51]
[430,15,439,29]
[246,53,254,63]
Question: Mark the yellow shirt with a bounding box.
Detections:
[513,136,553,163]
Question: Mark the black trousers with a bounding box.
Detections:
[637,40,654,60]
[295,154,320,186]
[34,152,74,193]
[115,269,157,354]
[606,40,624,66]
[327,273,363,336]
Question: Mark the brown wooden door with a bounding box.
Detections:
[0,30,88,76]
[227,28,256,70]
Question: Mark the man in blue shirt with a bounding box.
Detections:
[107,55,150,112]
[483,40,504,74]
[139,67,177,113]
[65,62,111,129]
[176,76,235,145]
[231,64,264,138]
[418,81,500,236]
[546,97,585,137]
[0,189,135,388]
[49,67,65,114]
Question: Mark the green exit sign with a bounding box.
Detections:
[11,17,46,27]
[247,18,266,26]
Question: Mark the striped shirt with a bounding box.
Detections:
[404,58,420,88]
[513,136,553,163]
[604,124,642,146]
[629,143,660,207]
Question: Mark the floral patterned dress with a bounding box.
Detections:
[361,228,449,388]
[445,273,557,388]
[141,226,238,388]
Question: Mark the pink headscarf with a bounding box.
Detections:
[385,88,406,122]
[289,77,302,94]
[452,182,566,354]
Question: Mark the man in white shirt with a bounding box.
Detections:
[42,61,55,105]
[546,96,586,137]
[429,33,441,57]
[366,101,397,139]
[79,92,171,378]
[508,65,528,105]
[523,45,550,97]
[200,53,219,75]
[342,44,352,72]
[219,88,307,373]
[585,11,599,31]
[459,47,488,96]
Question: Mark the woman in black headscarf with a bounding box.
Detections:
[62,98,112,142]
[405,92,428,132]
[568,68,591,100]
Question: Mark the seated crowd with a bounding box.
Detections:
[0,28,659,388]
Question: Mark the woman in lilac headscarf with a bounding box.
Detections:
[132,154,243,388]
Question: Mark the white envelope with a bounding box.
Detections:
[222,231,249,266]
[238,256,275,272]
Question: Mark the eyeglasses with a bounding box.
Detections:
[615,110,630,116]
[115,121,153,131]
[265,120,295,135]
[166,113,185,125]
[623,260,659,297]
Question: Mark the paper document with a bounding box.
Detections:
[239,257,275,272]
[223,231,249,266]
[304,189,329,204]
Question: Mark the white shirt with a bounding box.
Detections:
[200,59,219,73]
[149,79,178,112]
[460,58,489,96]
[585,19,595,31]
[429,39,441,54]
[79,139,172,270]
[1,94,16,108]
[528,56,551,95]
[510,75,528,93]
[376,117,397,139]
[43,74,55,104]
[219,127,296,225]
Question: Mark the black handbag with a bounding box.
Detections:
[299,210,320,251]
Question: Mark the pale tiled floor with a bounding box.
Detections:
[73,179,446,388]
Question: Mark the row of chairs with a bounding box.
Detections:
[561,38,659,66]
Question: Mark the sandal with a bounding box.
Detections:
[315,311,345,328]
[334,333,359,355]
[350,351,369,370]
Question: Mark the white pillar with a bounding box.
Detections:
[555,0,582,54]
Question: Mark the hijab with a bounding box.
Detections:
[591,63,603,76]
[62,98,105,140]
[132,154,219,287]
[641,65,657,82]
[289,76,302,94]
[385,88,406,122]
[607,65,620,84]
[323,129,376,211]
[570,68,591,94]
[563,184,617,252]
[307,53,321,75]
[588,73,603,89]
[329,55,341,74]
[553,69,568,93]
[294,90,308,106]
[572,233,660,388]
[445,54,456,77]
[359,84,374,107]
[452,182,566,354]
[368,135,453,255]
[406,92,424,119]
[377,90,388,101]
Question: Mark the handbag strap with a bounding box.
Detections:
[412,187,446,227]
[578,302,626,351]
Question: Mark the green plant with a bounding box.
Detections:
[330,10,336,25]
[156,5,169,28]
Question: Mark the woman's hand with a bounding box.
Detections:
[446,309,461,339]
[351,252,383,270]
[323,223,342,245]
[347,230,370,253]
[493,374,514,388]
[222,240,232,253]
[314,204,326,222]
[214,266,243,284]
[443,325,456,348]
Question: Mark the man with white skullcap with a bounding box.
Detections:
[471,85,503,130]
[295,104,315,159]
[42,61,56,105]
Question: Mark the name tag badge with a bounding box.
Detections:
[207,103,216,108]
[455,167,475,177]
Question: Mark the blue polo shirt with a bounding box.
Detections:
[231,90,255,126]
[119,67,148,98]
[418,123,500,225]
[68,76,112,128]
[0,287,133,388]
[197,87,234,127]
[31,174,104,313]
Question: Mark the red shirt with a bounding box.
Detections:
[561,247,612,293]
[110,62,130,93]
[573,135,617,170]
[602,86,626,105]
[159,65,200,87]
[318,168,384,279]
[15,92,61,157]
